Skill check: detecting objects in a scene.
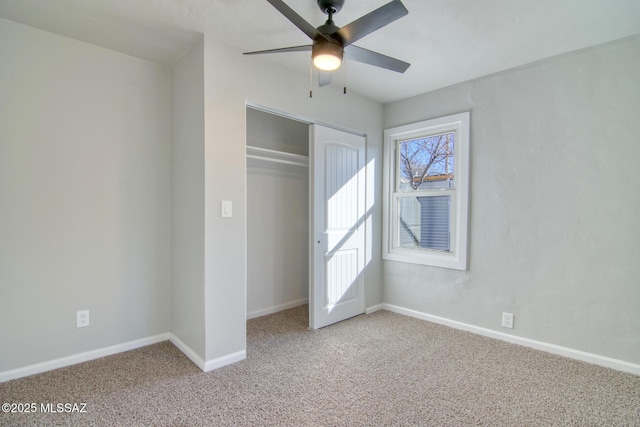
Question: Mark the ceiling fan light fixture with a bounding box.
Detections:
[312,42,343,71]
[243,0,411,87]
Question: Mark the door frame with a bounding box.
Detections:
[245,102,368,323]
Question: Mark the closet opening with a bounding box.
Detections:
[246,107,310,320]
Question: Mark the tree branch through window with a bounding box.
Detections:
[399,133,454,190]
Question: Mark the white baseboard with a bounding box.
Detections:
[168,333,205,371]
[0,333,170,383]
[365,304,383,314]
[204,350,246,372]
[169,334,245,372]
[247,298,308,320]
[382,304,640,376]
[1,332,248,383]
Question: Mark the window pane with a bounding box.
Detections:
[398,133,455,192]
[398,195,450,251]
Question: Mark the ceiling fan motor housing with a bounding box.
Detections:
[317,0,344,14]
[312,39,343,62]
[313,18,343,65]
[244,0,411,76]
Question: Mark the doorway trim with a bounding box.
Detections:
[244,101,369,327]
[246,102,366,138]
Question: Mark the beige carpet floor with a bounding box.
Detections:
[1,306,639,426]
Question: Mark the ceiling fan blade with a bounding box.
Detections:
[318,71,333,87]
[244,45,312,55]
[336,0,408,46]
[266,0,329,41]
[345,45,410,73]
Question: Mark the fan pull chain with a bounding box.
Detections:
[309,57,313,98]
[343,53,347,95]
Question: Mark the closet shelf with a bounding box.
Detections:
[246,145,309,168]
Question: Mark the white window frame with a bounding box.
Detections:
[382,112,470,270]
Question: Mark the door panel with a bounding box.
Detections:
[309,125,366,329]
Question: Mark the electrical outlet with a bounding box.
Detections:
[502,312,514,329]
[77,310,90,328]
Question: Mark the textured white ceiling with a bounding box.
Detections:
[1,0,639,103]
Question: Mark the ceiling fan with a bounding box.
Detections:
[244,0,411,88]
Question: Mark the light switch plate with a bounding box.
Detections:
[221,200,232,218]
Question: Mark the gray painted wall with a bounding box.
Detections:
[246,108,309,156]
[383,35,640,365]
[170,38,206,359]
[0,18,171,372]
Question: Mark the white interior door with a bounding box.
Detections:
[309,124,366,329]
